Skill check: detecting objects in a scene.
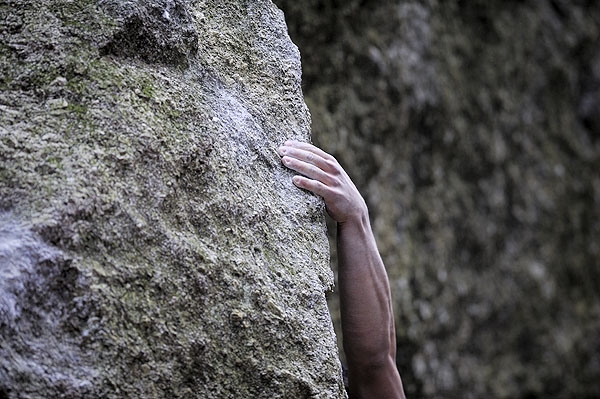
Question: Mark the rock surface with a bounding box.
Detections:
[0,1,346,397]
[276,1,600,398]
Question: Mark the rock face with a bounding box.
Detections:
[276,1,600,398]
[0,1,346,398]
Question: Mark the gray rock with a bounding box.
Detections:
[0,1,346,397]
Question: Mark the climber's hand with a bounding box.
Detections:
[278,140,368,224]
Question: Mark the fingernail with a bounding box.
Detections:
[278,146,287,155]
[292,176,301,185]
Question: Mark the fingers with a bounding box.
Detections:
[278,144,322,168]
[281,153,334,186]
[292,175,329,198]
[282,140,336,164]
[278,141,338,173]
[278,139,344,193]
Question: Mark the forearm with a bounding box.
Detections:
[338,212,396,370]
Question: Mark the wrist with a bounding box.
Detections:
[337,206,370,231]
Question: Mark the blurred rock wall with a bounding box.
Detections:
[0,1,346,397]
[275,1,600,397]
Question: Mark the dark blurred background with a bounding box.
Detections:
[274,1,600,398]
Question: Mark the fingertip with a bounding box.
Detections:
[292,176,307,189]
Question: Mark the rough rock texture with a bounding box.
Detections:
[276,1,600,398]
[0,1,346,398]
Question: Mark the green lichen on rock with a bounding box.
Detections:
[0,0,346,397]
[276,1,600,398]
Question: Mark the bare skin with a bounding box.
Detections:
[278,140,406,399]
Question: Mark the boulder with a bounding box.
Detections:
[0,1,346,397]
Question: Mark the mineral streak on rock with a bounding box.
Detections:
[0,1,346,397]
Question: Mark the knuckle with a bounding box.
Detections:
[310,165,321,176]
[328,161,343,176]
[313,180,326,193]
[329,176,341,188]
[324,159,338,172]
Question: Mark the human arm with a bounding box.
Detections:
[278,140,406,399]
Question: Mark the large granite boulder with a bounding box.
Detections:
[276,1,600,398]
[0,1,346,397]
